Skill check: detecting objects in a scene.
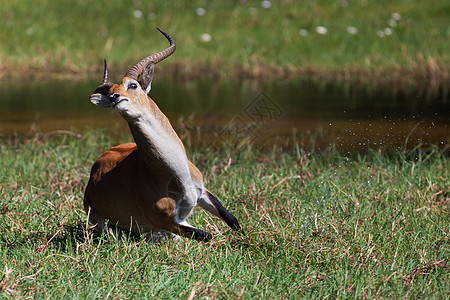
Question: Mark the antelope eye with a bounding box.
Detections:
[128,82,138,89]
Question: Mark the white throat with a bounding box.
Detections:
[129,112,194,190]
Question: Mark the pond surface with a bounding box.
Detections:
[0,78,448,153]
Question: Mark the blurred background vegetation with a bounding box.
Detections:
[0,0,449,88]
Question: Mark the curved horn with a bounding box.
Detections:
[102,59,108,84]
[92,59,113,96]
[124,28,176,80]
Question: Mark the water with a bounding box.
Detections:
[0,78,448,152]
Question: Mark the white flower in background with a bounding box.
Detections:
[147,13,156,20]
[201,33,212,42]
[377,30,385,38]
[248,7,257,15]
[347,26,358,35]
[196,7,206,16]
[388,19,397,27]
[384,28,393,36]
[299,28,309,36]
[340,0,348,7]
[316,26,328,35]
[392,12,401,21]
[261,1,271,9]
[133,10,143,19]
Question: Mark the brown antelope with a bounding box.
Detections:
[84,28,241,242]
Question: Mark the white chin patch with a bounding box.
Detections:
[112,98,129,109]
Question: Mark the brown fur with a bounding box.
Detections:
[84,143,179,233]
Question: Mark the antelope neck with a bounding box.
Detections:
[127,107,191,183]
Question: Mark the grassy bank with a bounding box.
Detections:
[1,130,449,298]
[0,1,449,97]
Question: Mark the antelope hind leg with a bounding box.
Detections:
[174,221,213,242]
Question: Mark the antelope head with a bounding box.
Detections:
[89,28,176,119]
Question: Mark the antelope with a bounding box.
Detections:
[84,28,242,242]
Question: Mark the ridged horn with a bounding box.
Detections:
[124,28,176,80]
[102,59,108,84]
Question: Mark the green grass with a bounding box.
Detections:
[1,130,449,298]
[0,1,449,79]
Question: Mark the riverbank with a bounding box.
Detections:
[1,58,448,101]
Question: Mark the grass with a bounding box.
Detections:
[0,130,449,298]
[0,0,449,96]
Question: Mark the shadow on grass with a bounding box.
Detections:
[27,222,147,253]
[1,219,251,254]
[42,222,245,251]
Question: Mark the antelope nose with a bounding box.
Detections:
[109,93,120,101]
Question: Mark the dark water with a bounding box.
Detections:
[0,78,448,152]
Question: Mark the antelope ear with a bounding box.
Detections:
[94,82,113,95]
[90,93,112,108]
[140,63,155,94]
[90,82,113,108]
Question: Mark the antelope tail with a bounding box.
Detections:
[198,190,243,232]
